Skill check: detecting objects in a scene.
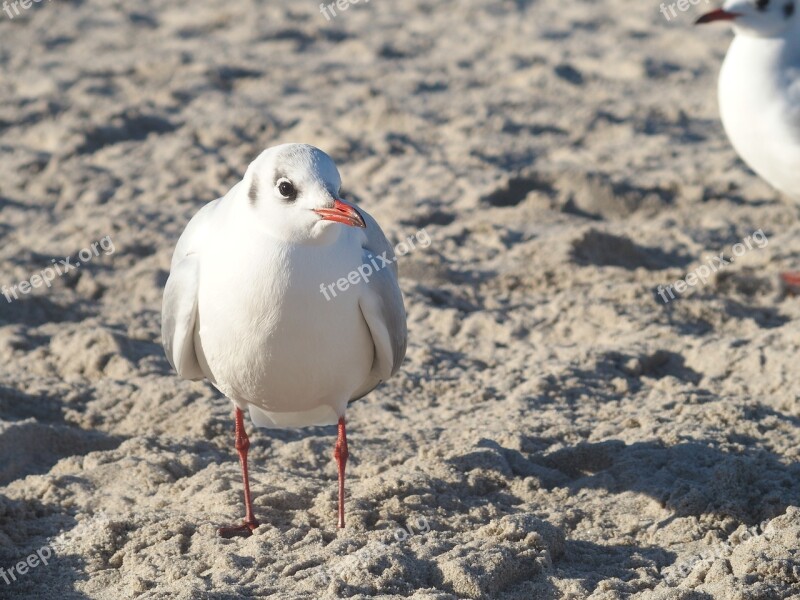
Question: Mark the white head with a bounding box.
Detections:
[242,143,365,244]
[697,0,798,38]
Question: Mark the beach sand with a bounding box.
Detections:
[0,0,799,598]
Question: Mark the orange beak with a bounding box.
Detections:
[695,9,741,24]
[314,199,366,228]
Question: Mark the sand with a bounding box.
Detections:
[1,0,799,598]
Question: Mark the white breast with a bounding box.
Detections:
[194,208,374,428]
[719,35,800,201]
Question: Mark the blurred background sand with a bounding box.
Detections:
[0,0,799,598]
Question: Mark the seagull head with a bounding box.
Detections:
[243,143,366,244]
[696,0,797,38]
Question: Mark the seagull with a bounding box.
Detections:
[697,0,800,286]
[161,143,407,537]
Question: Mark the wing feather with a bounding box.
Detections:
[352,206,407,400]
[161,198,220,381]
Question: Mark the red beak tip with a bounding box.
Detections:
[315,200,366,228]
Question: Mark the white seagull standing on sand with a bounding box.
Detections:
[161,143,407,537]
[697,0,800,285]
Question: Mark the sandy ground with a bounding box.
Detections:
[1,0,799,598]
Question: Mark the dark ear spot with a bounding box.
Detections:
[248,176,259,206]
[785,2,795,17]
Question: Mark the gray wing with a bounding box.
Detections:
[161,198,220,381]
[785,66,800,143]
[352,206,408,400]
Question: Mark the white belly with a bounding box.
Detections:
[195,228,374,427]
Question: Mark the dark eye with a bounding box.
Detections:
[756,0,770,10]
[277,179,296,199]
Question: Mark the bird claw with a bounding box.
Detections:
[217,520,259,539]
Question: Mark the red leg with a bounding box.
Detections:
[334,417,349,529]
[218,407,260,538]
[781,271,800,294]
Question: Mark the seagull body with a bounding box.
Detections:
[698,1,800,287]
[698,0,800,200]
[192,196,374,427]
[162,144,407,534]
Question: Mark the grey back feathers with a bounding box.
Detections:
[351,206,408,400]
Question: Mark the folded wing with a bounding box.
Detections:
[161,198,220,381]
[353,206,408,400]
